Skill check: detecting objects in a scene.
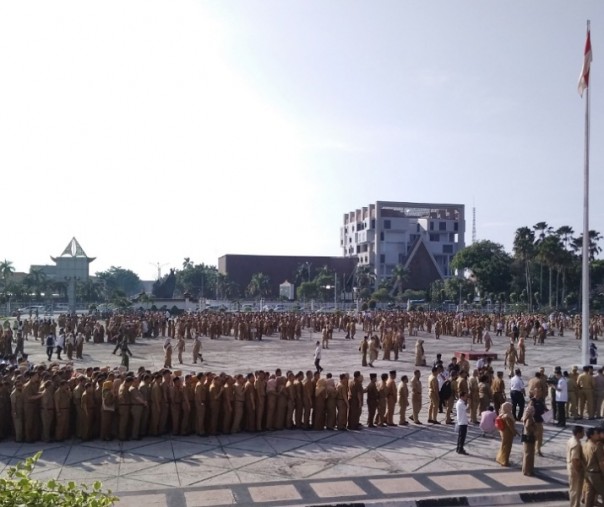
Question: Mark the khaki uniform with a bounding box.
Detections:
[117,384,132,440]
[365,381,378,426]
[10,388,24,442]
[336,381,349,430]
[567,436,584,507]
[411,377,422,423]
[397,380,409,424]
[54,387,71,441]
[578,372,594,418]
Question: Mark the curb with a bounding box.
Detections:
[309,489,569,507]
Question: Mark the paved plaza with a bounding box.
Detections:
[0,319,582,505]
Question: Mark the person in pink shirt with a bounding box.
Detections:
[480,405,497,437]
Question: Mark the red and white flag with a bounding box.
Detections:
[578,28,592,97]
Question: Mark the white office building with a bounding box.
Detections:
[341,201,465,290]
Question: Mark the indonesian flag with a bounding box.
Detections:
[578,28,592,97]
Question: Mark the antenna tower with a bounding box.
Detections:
[472,206,477,244]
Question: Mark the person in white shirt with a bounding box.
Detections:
[510,369,526,421]
[313,341,323,373]
[555,370,568,427]
[455,392,469,455]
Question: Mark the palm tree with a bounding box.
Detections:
[182,257,193,270]
[246,272,271,299]
[533,222,553,298]
[24,268,48,300]
[354,265,376,299]
[513,227,535,311]
[0,259,15,288]
[389,264,409,298]
[572,230,603,261]
[538,235,563,307]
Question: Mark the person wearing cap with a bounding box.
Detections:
[80,382,96,441]
[583,427,604,506]
[54,380,71,442]
[347,371,363,431]
[567,425,585,507]
[10,379,24,442]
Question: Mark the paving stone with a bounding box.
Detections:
[249,484,302,502]
[430,473,491,491]
[370,477,429,494]
[485,470,550,487]
[118,493,167,507]
[310,480,366,498]
[185,488,236,506]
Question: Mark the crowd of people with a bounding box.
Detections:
[2,307,604,504]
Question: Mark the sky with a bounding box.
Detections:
[1,0,602,281]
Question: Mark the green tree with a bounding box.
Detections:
[389,264,409,298]
[175,262,218,298]
[0,259,15,288]
[533,221,553,299]
[24,268,48,300]
[247,272,271,298]
[354,265,376,300]
[96,267,142,297]
[450,240,512,295]
[296,281,319,301]
[0,451,117,506]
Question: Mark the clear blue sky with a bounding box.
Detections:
[1,0,602,280]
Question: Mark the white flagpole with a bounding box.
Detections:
[581,20,591,366]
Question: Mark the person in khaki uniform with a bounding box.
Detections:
[294,372,304,429]
[567,368,579,419]
[284,373,296,429]
[359,336,369,367]
[149,374,162,436]
[130,378,146,440]
[194,372,207,436]
[578,366,595,419]
[23,372,42,443]
[302,371,314,430]
[221,376,234,435]
[170,376,184,436]
[504,343,518,378]
[54,380,71,442]
[100,380,115,441]
[71,376,85,440]
[376,373,388,427]
[81,382,96,441]
[468,370,480,424]
[244,373,257,432]
[139,374,152,438]
[566,426,585,507]
[117,377,133,440]
[385,370,397,426]
[313,377,326,430]
[231,375,245,433]
[265,376,278,431]
[40,379,56,443]
[411,370,422,424]
[583,427,604,506]
[364,373,378,427]
[347,371,363,430]
[176,337,185,365]
[255,371,267,431]
[192,334,203,363]
[325,375,337,430]
[159,371,172,434]
[491,371,506,414]
[427,367,440,424]
[336,374,349,431]
[397,375,409,425]
[10,380,25,442]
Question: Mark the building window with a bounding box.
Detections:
[454,222,459,232]
[449,233,455,242]
[430,222,434,231]
[384,220,391,229]
[416,223,420,233]
[371,219,376,229]
[439,222,446,231]
[380,254,385,264]
[429,233,440,242]
[380,231,384,241]
[443,244,453,254]
[398,253,405,263]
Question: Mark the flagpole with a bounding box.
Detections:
[581,19,591,366]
